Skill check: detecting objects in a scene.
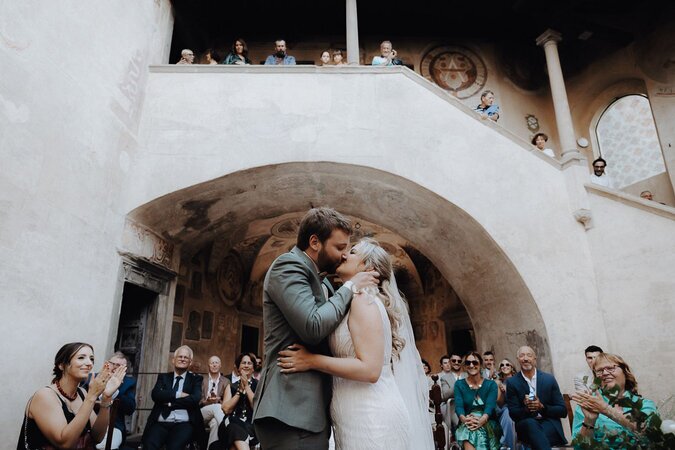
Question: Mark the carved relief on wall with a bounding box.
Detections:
[420,46,487,99]
[213,252,244,306]
[122,219,175,271]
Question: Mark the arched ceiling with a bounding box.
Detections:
[129,162,554,369]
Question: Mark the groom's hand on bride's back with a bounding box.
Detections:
[349,270,379,291]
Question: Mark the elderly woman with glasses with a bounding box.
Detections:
[571,353,658,446]
[454,352,502,450]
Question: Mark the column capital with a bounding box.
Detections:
[536,29,562,47]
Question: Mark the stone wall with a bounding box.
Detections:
[0,1,173,445]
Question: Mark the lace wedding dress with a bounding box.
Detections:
[329,295,411,449]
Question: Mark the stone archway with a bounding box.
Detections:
[128,162,553,370]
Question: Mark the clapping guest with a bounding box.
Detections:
[212,353,258,450]
[372,40,403,66]
[572,353,658,447]
[18,342,126,449]
[455,352,502,449]
[319,50,331,66]
[223,39,251,65]
[200,356,230,449]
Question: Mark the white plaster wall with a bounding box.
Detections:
[586,186,675,403]
[0,1,173,445]
[129,67,608,393]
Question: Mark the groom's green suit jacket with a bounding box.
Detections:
[252,246,353,433]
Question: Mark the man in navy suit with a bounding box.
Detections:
[506,346,567,450]
[142,345,204,450]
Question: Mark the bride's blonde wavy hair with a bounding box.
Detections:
[352,238,407,359]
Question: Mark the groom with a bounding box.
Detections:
[252,207,378,449]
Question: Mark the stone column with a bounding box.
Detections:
[536,29,579,158]
[346,0,360,65]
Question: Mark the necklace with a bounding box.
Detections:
[55,379,77,401]
[467,377,483,390]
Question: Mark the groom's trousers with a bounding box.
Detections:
[255,417,330,450]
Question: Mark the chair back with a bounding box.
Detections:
[429,375,447,450]
[104,399,121,450]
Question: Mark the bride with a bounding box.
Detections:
[278,238,434,449]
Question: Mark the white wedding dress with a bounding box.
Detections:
[329,295,411,449]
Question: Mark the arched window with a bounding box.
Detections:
[595,95,665,189]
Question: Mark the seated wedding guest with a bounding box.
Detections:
[319,50,331,66]
[422,359,434,388]
[474,90,500,122]
[249,353,262,380]
[142,345,204,450]
[572,353,658,447]
[223,38,251,65]
[199,49,220,65]
[573,345,603,393]
[211,353,258,450]
[496,359,516,450]
[264,39,296,65]
[333,49,346,65]
[372,40,403,66]
[200,356,230,449]
[482,351,497,380]
[94,352,136,450]
[532,133,555,157]
[506,346,567,449]
[440,353,466,442]
[176,49,195,65]
[454,351,502,449]
[18,342,125,449]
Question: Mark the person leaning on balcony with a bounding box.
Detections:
[572,353,658,447]
[223,38,251,65]
[264,39,296,65]
[372,40,403,66]
[199,49,220,65]
[474,90,500,122]
[531,133,555,158]
[333,49,346,65]
[176,49,195,65]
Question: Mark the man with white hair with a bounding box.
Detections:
[200,355,230,448]
[142,345,204,450]
[505,346,567,449]
[176,49,194,65]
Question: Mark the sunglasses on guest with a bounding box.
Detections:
[500,363,511,367]
[464,360,480,366]
[450,359,462,363]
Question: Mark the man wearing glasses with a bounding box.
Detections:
[505,346,567,450]
[142,345,205,450]
[439,353,466,443]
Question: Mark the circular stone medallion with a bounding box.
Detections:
[420,46,487,99]
[215,253,244,306]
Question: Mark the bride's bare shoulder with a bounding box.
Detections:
[350,292,382,316]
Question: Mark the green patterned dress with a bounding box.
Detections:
[455,394,502,449]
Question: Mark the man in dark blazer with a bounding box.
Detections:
[253,207,378,449]
[506,346,567,450]
[142,345,204,450]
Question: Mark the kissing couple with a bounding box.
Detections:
[252,207,434,449]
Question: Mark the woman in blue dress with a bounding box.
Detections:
[455,351,502,450]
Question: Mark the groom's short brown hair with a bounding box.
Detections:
[297,207,352,250]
